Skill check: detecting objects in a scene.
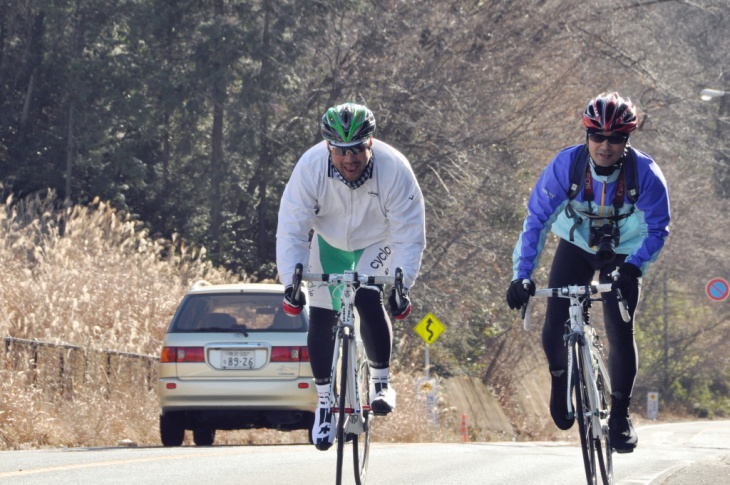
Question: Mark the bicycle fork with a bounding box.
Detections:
[566,332,608,438]
[565,299,603,433]
[330,324,367,435]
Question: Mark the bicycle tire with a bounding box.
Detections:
[594,351,613,484]
[574,344,598,485]
[353,354,371,485]
[335,329,349,485]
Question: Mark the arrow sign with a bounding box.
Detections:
[414,312,445,345]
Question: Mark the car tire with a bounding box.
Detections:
[193,427,215,446]
[160,413,185,447]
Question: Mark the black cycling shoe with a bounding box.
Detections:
[549,369,575,430]
[609,393,638,453]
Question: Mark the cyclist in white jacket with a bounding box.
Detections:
[276,102,426,451]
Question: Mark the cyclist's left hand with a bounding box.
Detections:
[389,287,412,320]
[612,263,642,301]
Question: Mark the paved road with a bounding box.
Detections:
[658,454,730,484]
[640,421,730,485]
[0,420,726,484]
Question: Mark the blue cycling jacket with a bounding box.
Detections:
[512,144,670,280]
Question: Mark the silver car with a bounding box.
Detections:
[157,282,317,446]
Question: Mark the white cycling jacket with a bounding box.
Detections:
[276,139,426,289]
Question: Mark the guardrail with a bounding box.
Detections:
[2,336,158,397]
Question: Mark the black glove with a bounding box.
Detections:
[612,263,642,301]
[506,279,535,310]
[389,287,412,320]
[283,285,306,316]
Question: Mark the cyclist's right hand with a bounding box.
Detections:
[506,278,535,310]
[283,285,306,316]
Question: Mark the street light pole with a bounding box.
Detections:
[700,88,727,101]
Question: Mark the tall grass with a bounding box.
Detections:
[0,191,455,449]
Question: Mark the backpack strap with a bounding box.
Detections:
[565,145,590,241]
[623,147,639,204]
[568,145,590,200]
[610,148,639,212]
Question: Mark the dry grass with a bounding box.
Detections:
[0,192,455,449]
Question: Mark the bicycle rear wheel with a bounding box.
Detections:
[335,332,349,485]
[574,345,598,485]
[352,355,371,485]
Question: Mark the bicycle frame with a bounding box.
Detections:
[329,274,366,433]
[564,284,612,424]
[293,264,402,485]
[524,282,620,485]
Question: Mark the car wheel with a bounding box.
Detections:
[160,413,185,447]
[193,427,215,446]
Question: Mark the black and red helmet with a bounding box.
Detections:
[582,92,638,135]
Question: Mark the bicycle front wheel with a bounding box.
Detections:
[574,344,598,485]
[575,340,615,485]
[352,355,371,485]
[594,351,613,484]
[335,333,349,485]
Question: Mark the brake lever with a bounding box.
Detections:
[394,267,404,308]
[292,263,303,302]
[521,279,533,329]
[522,299,533,330]
[610,268,631,323]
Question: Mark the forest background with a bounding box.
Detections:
[0,0,729,448]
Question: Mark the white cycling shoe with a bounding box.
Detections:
[312,398,336,451]
[369,382,396,415]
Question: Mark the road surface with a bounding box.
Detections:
[0,420,726,484]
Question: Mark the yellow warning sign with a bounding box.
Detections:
[414,312,445,345]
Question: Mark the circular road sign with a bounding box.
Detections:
[706,278,730,302]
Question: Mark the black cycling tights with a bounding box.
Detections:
[307,286,393,383]
[542,239,640,397]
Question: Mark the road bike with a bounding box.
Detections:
[522,272,630,485]
[291,263,405,485]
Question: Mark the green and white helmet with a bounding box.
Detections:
[320,103,376,147]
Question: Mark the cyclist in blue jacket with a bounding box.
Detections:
[506,92,670,453]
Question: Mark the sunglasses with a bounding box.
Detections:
[588,133,628,145]
[329,142,369,156]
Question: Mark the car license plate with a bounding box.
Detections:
[221,350,258,369]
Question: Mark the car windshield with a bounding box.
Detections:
[169,293,307,333]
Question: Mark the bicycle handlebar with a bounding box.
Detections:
[291,263,405,307]
[522,280,630,330]
[301,272,398,286]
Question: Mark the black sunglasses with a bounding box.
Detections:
[329,142,369,156]
[588,133,628,145]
